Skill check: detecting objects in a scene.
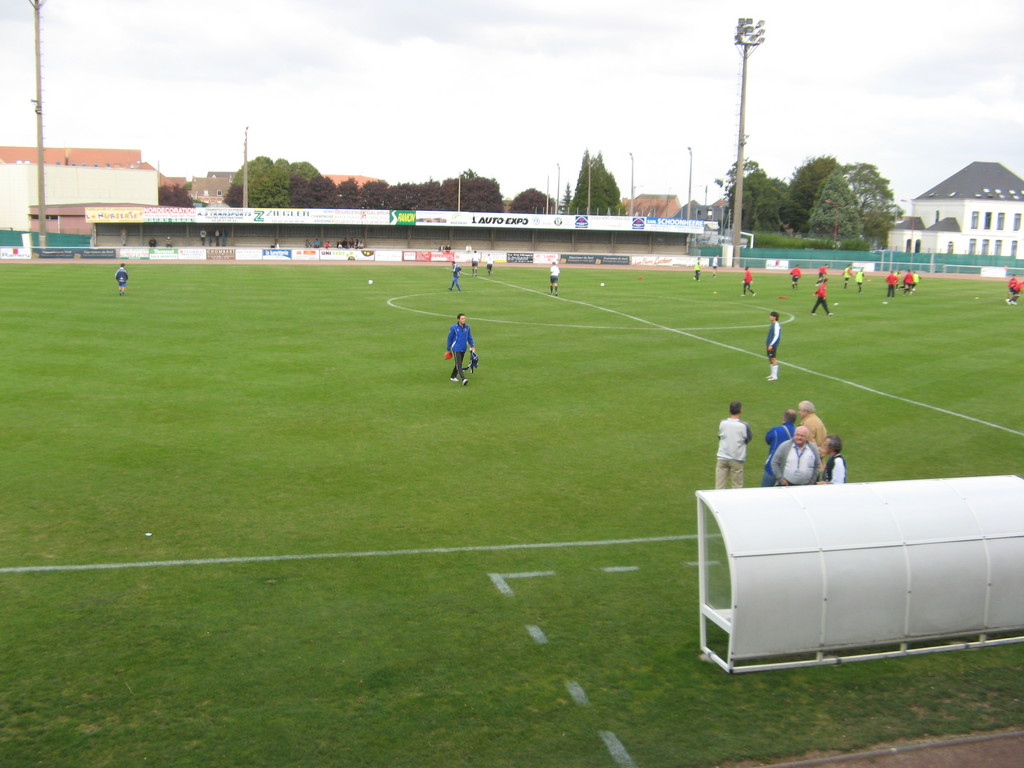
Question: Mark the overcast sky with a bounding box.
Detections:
[3,0,1023,209]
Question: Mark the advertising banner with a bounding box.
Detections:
[177,248,206,259]
[291,249,321,261]
[505,253,534,263]
[262,249,293,260]
[86,207,145,223]
[118,248,150,260]
[0,247,31,259]
[406,251,452,262]
[205,248,236,261]
[235,248,265,261]
[560,254,598,264]
[147,248,180,260]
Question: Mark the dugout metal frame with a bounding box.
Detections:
[697,475,1024,673]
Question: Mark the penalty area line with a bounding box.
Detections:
[0,535,695,575]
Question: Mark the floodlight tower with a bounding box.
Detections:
[731,18,765,257]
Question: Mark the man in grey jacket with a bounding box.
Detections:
[771,426,822,486]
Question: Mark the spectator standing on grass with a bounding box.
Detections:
[811,278,833,315]
[771,426,822,486]
[743,266,756,296]
[446,313,475,386]
[549,263,560,295]
[797,400,828,451]
[762,409,797,487]
[765,310,781,381]
[715,401,752,489]
[818,435,847,484]
[449,262,462,291]
[114,263,128,296]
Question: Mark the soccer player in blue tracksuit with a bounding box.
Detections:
[115,264,128,296]
[766,310,780,381]
[446,313,475,386]
[449,263,462,291]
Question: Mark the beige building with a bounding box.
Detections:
[0,146,159,232]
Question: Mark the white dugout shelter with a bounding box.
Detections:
[697,476,1024,673]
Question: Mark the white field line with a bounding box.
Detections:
[566,681,590,706]
[488,570,557,597]
[599,731,639,768]
[489,279,1024,438]
[0,535,695,575]
[525,624,549,644]
[601,566,640,573]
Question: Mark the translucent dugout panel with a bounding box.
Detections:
[696,476,1024,673]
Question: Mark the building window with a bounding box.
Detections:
[969,239,977,254]
[997,212,1006,230]
[971,211,979,229]
[982,239,990,255]
[995,240,1003,256]
[1015,213,1022,231]
[984,212,993,230]
[1012,241,1019,258]
[947,241,954,254]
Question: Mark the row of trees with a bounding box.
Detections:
[157,150,902,245]
[158,150,622,216]
[719,156,901,244]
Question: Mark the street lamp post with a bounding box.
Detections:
[731,17,765,260]
[824,199,841,245]
[556,163,561,215]
[686,146,693,220]
[629,152,635,217]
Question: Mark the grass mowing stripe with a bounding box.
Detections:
[489,276,1024,437]
[0,535,695,574]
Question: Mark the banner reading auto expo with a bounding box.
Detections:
[86,206,706,234]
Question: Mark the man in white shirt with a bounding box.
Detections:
[770,426,822,486]
[715,401,752,489]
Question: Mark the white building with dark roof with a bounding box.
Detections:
[889,161,1024,258]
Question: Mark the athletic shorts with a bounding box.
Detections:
[767,346,779,359]
[550,276,558,284]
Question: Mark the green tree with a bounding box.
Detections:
[249,164,291,208]
[783,156,839,233]
[843,162,900,245]
[559,183,571,215]
[439,170,503,212]
[807,170,862,241]
[715,159,787,232]
[508,188,554,214]
[568,151,621,215]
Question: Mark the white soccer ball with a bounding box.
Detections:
[600,282,605,287]
[883,301,888,304]
[368,279,374,285]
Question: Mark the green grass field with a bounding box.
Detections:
[1,262,1022,767]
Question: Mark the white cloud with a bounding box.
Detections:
[2,0,1022,205]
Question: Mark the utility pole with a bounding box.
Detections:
[242,126,249,208]
[31,0,48,248]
